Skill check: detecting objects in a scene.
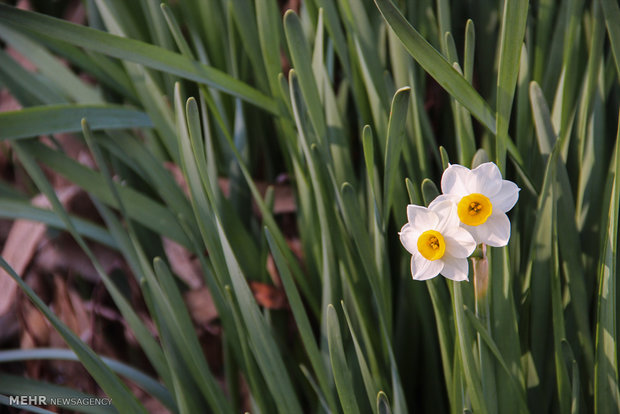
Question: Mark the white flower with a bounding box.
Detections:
[430,162,520,247]
[399,200,477,281]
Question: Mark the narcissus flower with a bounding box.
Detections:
[430,162,520,247]
[399,200,477,281]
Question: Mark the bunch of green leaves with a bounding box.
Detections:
[0,0,618,412]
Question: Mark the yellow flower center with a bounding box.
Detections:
[457,193,493,226]
[417,230,446,261]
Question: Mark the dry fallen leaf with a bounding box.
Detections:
[249,281,288,310]
[19,295,50,349]
[18,272,52,379]
[63,0,86,25]
[163,237,203,289]
[35,234,123,284]
[50,274,91,342]
[164,162,189,197]
[0,214,46,315]
[266,237,303,285]
[184,286,219,334]
[0,89,21,113]
[0,187,81,317]
[0,311,19,345]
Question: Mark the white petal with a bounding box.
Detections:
[428,194,459,210]
[429,199,460,232]
[443,227,477,258]
[399,224,420,255]
[441,164,472,196]
[491,180,520,212]
[407,204,438,231]
[411,253,444,280]
[473,212,511,247]
[440,255,470,281]
[469,162,503,196]
[462,223,482,245]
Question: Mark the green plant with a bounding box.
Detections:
[0,0,618,412]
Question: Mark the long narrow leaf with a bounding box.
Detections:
[0,105,152,140]
[0,4,277,114]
